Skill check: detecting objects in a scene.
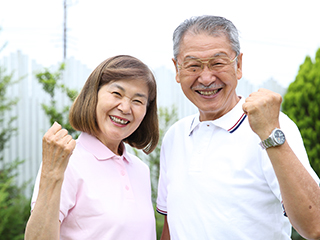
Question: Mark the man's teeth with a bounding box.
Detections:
[198,89,219,96]
[110,116,129,125]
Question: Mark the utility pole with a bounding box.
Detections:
[63,0,78,61]
[63,0,67,61]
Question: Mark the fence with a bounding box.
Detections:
[0,50,287,197]
[0,51,91,196]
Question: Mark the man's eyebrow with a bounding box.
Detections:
[213,52,228,57]
[184,52,228,60]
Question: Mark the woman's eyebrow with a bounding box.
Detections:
[112,83,125,91]
[135,93,148,99]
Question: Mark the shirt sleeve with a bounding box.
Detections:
[30,163,43,212]
[30,156,79,223]
[156,137,168,215]
[58,157,78,223]
[262,112,320,216]
[280,113,320,184]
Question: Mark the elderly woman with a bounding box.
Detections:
[25,55,159,240]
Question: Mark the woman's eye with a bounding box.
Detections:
[112,91,122,96]
[133,99,143,104]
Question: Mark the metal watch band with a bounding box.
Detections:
[260,137,275,149]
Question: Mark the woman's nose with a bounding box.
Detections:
[117,98,132,114]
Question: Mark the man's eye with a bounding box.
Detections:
[211,61,223,66]
[210,58,228,66]
[185,62,201,68]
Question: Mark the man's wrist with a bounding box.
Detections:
[260,128,286,150]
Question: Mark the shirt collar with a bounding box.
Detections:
[77,132,130,163]
[189,96,246,135]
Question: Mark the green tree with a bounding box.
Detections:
[134,105,179,240]
[0,42,30,239]
[36,63,79,137]
[282,49,320,240]
[291,229,306,240]
[147,106,178,203]
[282,48,320,177]
[0,161,30,240]
[0,68,18,152]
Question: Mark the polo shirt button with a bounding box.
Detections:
[125,185,130,190]
[121,170,125,176]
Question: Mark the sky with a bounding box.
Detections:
[0,0,320,87]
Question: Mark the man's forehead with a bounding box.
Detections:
[178,33,232,59]
[181,31,230,45]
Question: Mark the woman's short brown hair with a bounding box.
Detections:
[69,55,159,154]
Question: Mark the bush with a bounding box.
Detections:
[0,160,31,240]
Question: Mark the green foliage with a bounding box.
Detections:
[135,106,178,201]
[282,48,320,178]
[0,67,18,154]
[291,228,306,240]
[0,45,19,157]
[0,47,30,239]
[134,106,178,239]
[36,63,79,138]
[150,106,178,202]
[0,161,31,240]
[154,205,165,240]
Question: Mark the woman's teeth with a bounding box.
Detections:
[110,116,129,125]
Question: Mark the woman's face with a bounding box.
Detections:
[95,78,149,154]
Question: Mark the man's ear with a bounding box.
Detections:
[172,58,181,83]
[236,53,243,80]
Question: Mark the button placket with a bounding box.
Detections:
[189,122,213,172]
[115,156,134,199]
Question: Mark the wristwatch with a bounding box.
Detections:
[260,128,286,149]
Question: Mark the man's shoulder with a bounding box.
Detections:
[168,114,197,133]
[162,114,197,143]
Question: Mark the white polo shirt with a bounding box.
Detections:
[157,97,319,240]
[32,132,156,240]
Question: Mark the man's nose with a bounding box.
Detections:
[197,66,217,87]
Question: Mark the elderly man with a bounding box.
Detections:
[156,15,320,240]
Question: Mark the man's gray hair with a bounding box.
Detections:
[173,15,240,60]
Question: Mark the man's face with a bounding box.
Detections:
[173,32,243,121]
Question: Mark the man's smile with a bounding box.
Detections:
[196,88,222,96]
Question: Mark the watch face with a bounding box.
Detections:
[274,129,285,145]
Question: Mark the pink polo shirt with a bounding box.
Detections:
[31,132,156,240]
